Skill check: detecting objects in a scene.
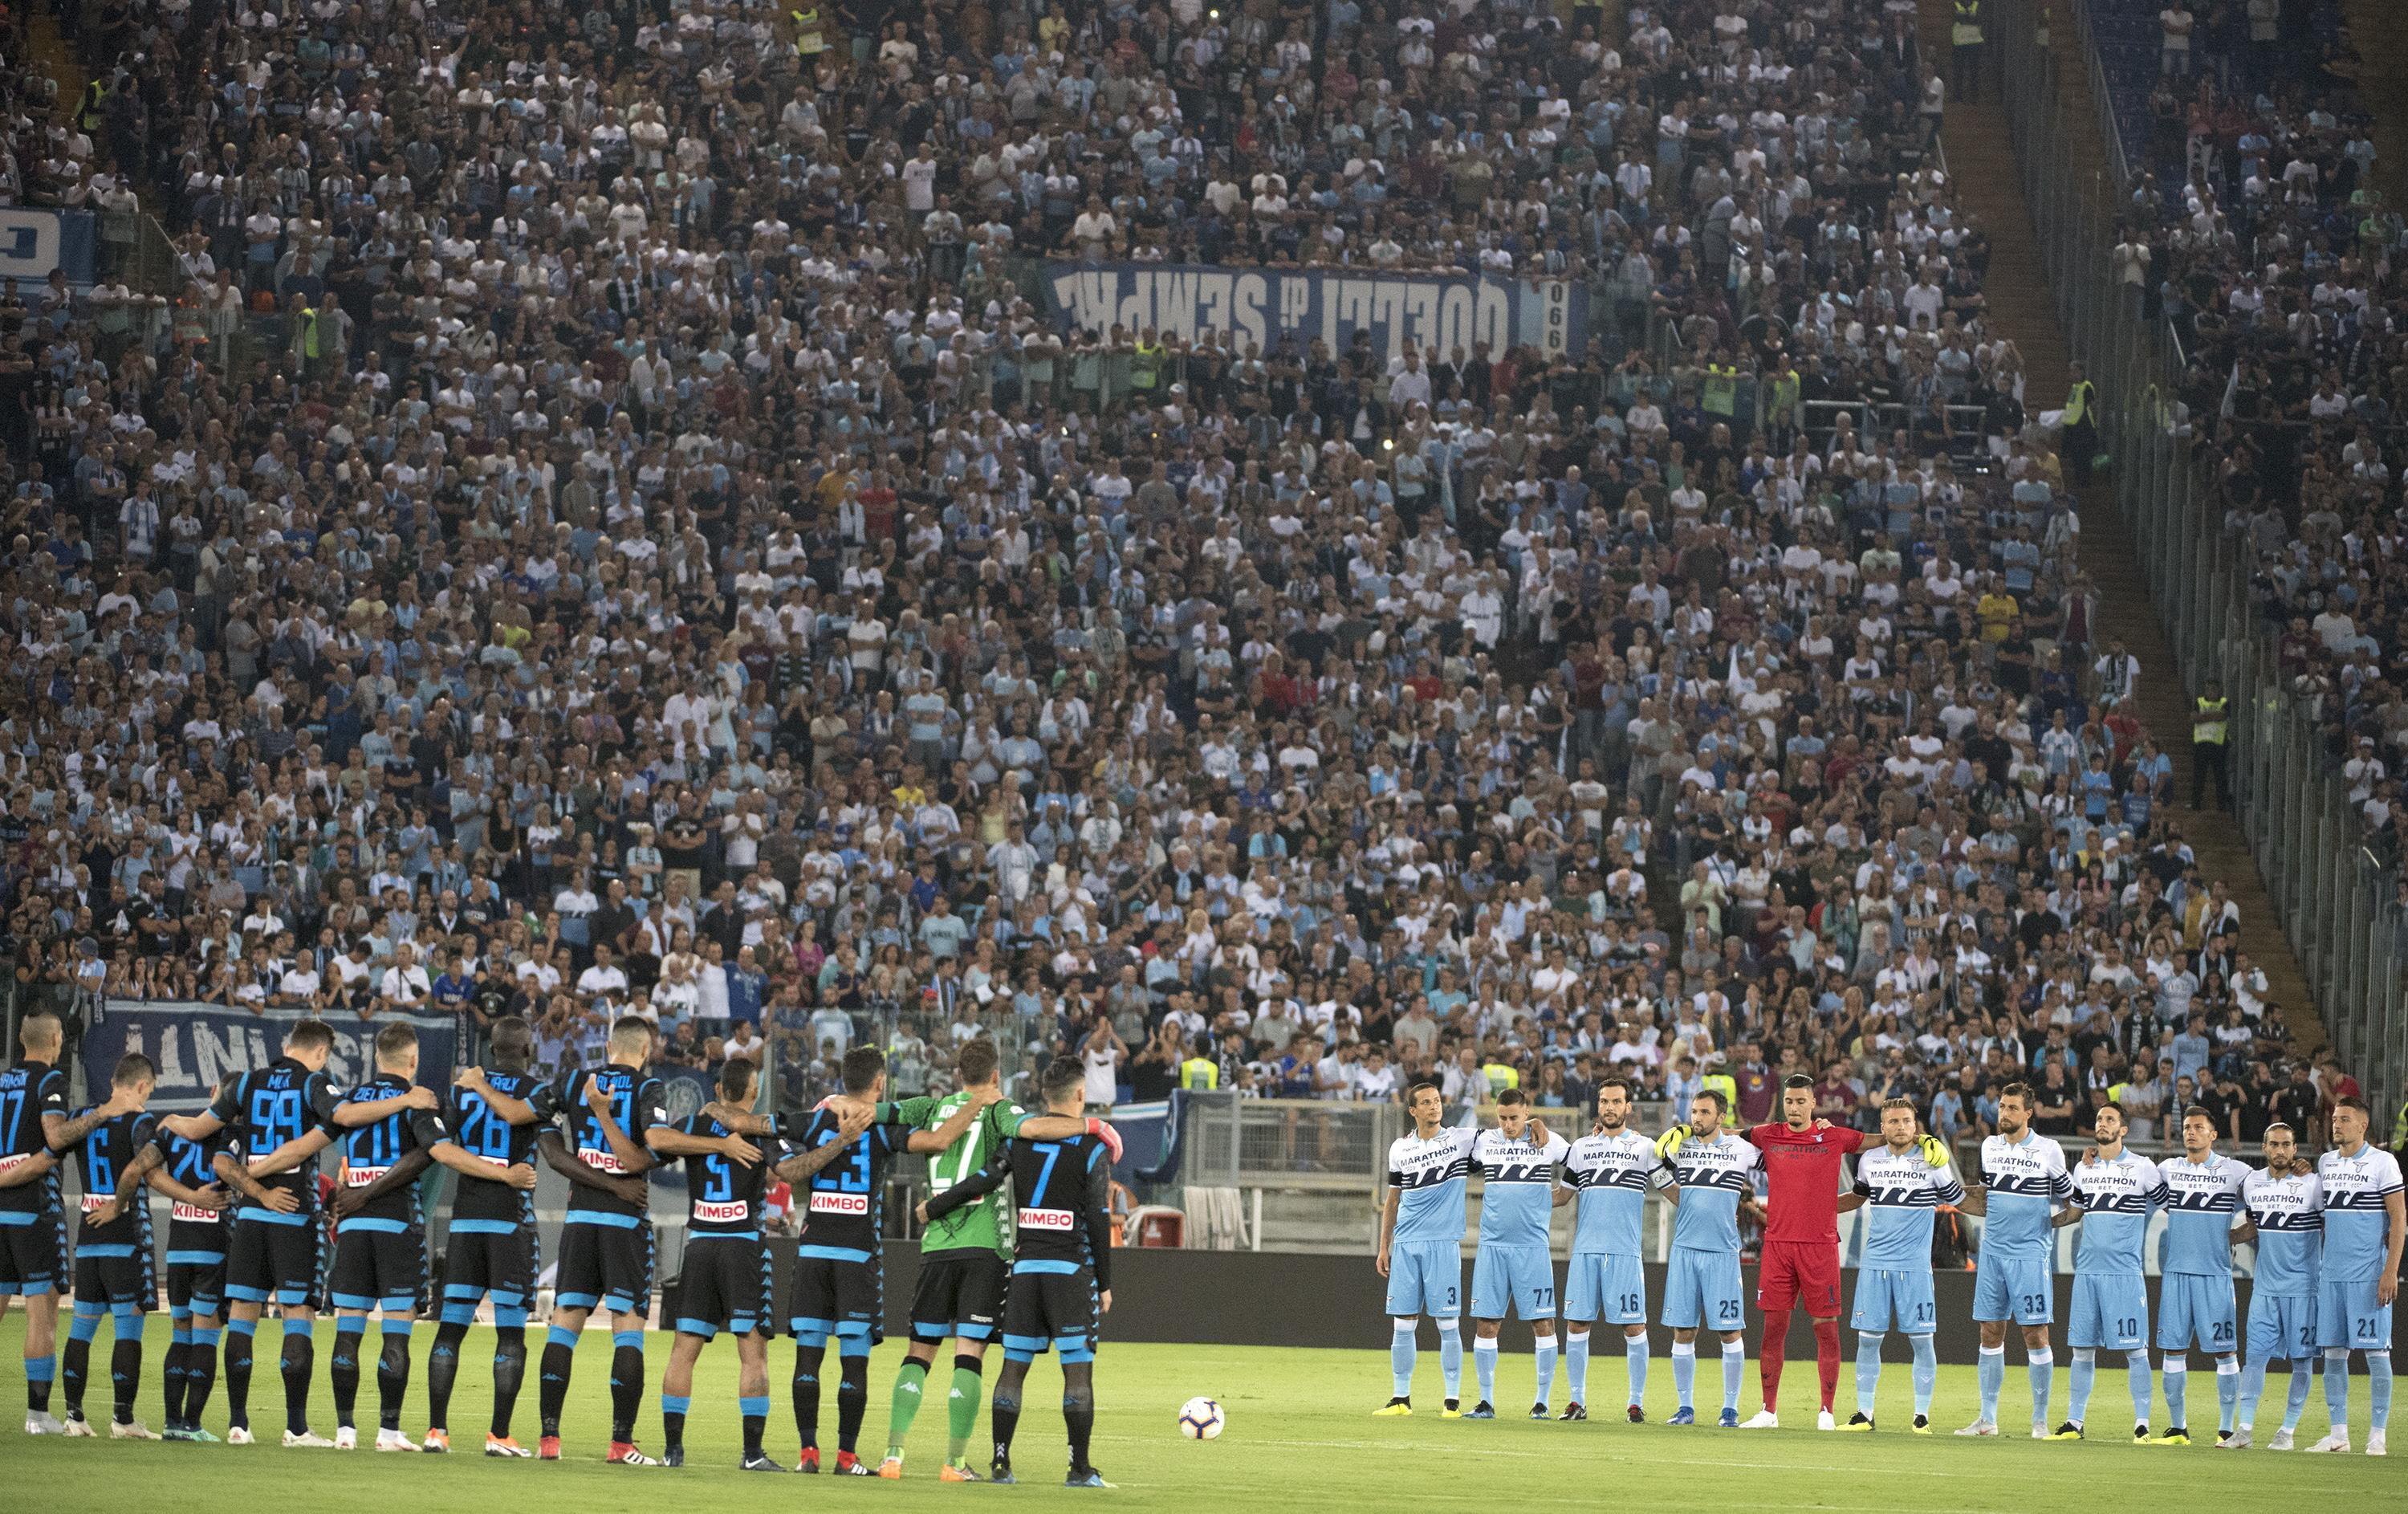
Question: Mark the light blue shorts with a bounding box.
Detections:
[2245,1292,2316,1361]
[2068,1272,2148,1350]
[1470,1243,1556,1322]
[2157,1272,2238,1353]
[1662,1248,1744,1333]
[1564,1251,1646,1325]
[1972,1250,2052,1325]
[1385,1240,1462,1319]
[2317,1278,2394,1353]
[1852,1268,1938,1335]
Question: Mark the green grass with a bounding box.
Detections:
[0,1312,2391,1511]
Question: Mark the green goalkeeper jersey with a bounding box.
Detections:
[897,1090,1031,1257]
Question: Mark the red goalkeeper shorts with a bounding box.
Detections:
[1755,1239,1841,1317]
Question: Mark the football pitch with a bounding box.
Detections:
[0,1315,2391,1511]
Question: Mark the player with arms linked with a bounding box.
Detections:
[51,1054,165,1438]
[1374,1076,1478,1418]
[0,1011,79,1433]
[2308,1095,2403,1455]
[2231,1119,2321,1449]
[1653,1088,1761,1427]
[2051,1100,2164,1442]
[1951,1081,2073,1439]
[1839,1097,1964,1433]
[1465,1088,1567,1420]
[1558,1076,1659,1422]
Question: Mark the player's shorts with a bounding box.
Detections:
[1470,1243,1556,1322]
[1851,1268,1938,1334]
[2068,1272,2149,1350]
[1564,1251,1646,1326]
[1000,1262,1098,1364]
[2317,1277,2394,1353]
[1757,1239,1841,1316]
[555,1216,655,1317]
[165,1252,226,1319]
[1971,1249,2052,1325]
[71,1240,153,1311]
[441,1219,539,1326]
[789,1249,881,1341]
[0,1209,63,1295]
[2157,1272,2238,1353]
[675,1236,772,1340]
[2245,1291,2316,1361]
[1662,1247,1746,1333]
[226,1210,325,1308]
[1384,1239,1462,1319]
[909,1249,1011,1343]
[327,1223,425,1314]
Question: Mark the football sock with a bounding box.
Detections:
[108,1304,143,1425]
[331,1321,365,1427]
[1758,1308,1790,1411]
[608,1331,644,1443]
[2027,1347,2052,1425]
[225,1318,255,1429]
[2127,1350,2154,1423]
[539,1325,577,1437]
[492,1326,528,1438]
[661,1394,689,1454]
[836,1338,870,1452]
[2162,1358,2188,1426]
[2325,1349,2350,1435]
[1812,1319,1841,1412]
[2215,1356,2240,1434]
[1625,1333,1649,1407]
[2068,1347,2096,1424]
[1565,1329,1590,1405]
[2283,1359,2312,1431]
[280,1315,315,1435]
[187,1328,219,1424]
[1672,1341,1696,1408]
[1534,1336,1558,1406]
[791,1339,824,1449]
[1390,1321,1417,1398]
[378,1324,412,1431]
[2238,1357,2267,1427]
[741,1394,768,1458]
[1435,1319,1462,1399]
[165,1327,191,1428]
[62,1305,97,1415]
[427,1321,466,1431]
[1977,1343,2003,1421]
[26,1349,55,1414]
[1063,1362,1096,1471]
[990,1362,1026,1463]
[889,1357,929,1454]
[948,1356,983,1461]
[1855,1332,1885,1417]
[2370,1350,2393,1431]
[1720,1341,1745,1414]
[1473,1336,1498,1403]
[1910,1333,1938,1415]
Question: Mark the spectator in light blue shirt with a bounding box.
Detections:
[2169,1012,2213,1086]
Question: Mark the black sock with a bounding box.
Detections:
[282,1327,315,1436]
[427,1323,466,1432]
[792,1343,824,1449]
[331,1329,364,1427]
[608,1343,643,1443]
[163,1340,189,1428]
[663,1402,685,1454]
[742,1402,765,1458]
[836,1351,868,1453]
[187,1333,218,1425]
[991,1384,1022,1466]
[377,1332,411,1431]
[491,1329,527,1439]
[224,1328,254,1429]
[1064,1372,1095,1472]
[538,1338,574,1437]
[62,1334,90,1418]
[111,1335,144,1425]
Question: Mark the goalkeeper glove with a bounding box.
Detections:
[1916,1133,1950,1168]
[1085,1116,1125,1163]
[1653,1124,1693,1161]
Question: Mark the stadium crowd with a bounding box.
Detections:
[0,0,2368,1161]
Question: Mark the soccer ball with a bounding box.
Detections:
[1177,1396,1225,1440]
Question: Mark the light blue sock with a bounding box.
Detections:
[2127,1350,2154,1424]
[2324,1349,2351,1435]
[1534,1337,1557,1408]
[1565,1331,1590,1406]
[2238,1359,2267,1428]
[1911,1334,1938,1416]
[2068,1348,2096,1426]
[2216,1357,2240,1433]
[2163,1360,2188,1428]
[1854,1332,1884,1418]
[2028,1348,2053,1426]
[1436,1321,1462,1401]
[2370,1350,2393,1431]
[1625,1333,1649,1409]
[1473,1337,1497,1405]
[1389,1321,1417,1398]
[1977,1345,2004,1422]
[2283,1359,2313,1431]
[1673,1342,1696,1409]
[1720,1342,1745,1414]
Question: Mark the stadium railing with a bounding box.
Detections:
[1985,0,2408,1120]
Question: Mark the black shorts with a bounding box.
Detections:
[674,1236,772,1340]
[555,1218,654,1317]
[1001,1265,1097,1363]
[788,1251,881,1342]
[441,1221,539,1325]
[328,1223,425,1314]
[909,1250,1010,1344]
[0,1210,63,1296]
[226,1212,324,1308]
[165,1254,227,1318]
[71,1241,153,1312]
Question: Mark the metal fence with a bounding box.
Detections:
[1985,0,2407,1119]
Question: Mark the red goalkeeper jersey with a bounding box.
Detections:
[1745,1121,1865,1243]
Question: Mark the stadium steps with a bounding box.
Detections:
[2339,0,2408,215]
[23,9,86,131]
[1917,0,2328,1056]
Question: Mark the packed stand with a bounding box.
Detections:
[0,0,2347,1156]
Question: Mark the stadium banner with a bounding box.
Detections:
[1100,1097,1171,1183]
[1040,262,1587,364]
[0,207,96,286]
[87,1000,459,1112]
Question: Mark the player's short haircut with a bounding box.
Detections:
[112,1052,155,1089]
[842,1044,886,1093]
[2183,1106,2215,1127]
[18,1010,61,1049]
[1691,1087,1729,1114]
[1497,1087,1528,1109]
[1597,1075,1633,1101]
[1782,1072,1815,1091]
[608,1015,655,1057]
[2333,1094,2371,1118]
[718,1057,758,1102]
[373,1022,419,1066]
[2264,1120,2294,1138]
[1407,1076,1443,1102]
[1999,1081,2034,1109]
[1880,1096,1916,1115]
[956,1038,999,1087]
[2094,1099,2125,1121]
[488,1015,534,1071]
[1039,1054,1086,1105]
[287,1018,336,1056]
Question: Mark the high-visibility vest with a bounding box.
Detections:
[1481,1062,1521,1095]
[1702,1072,1738,1113]
[78,78,108,132]
[1953,0,1984,45]
[2064,378,2095,425]
[790,6,825,56]
[1702,363,1738,417]
[298,305,322,360]
[1179,1056,1219,1090]
[2192,696,2227,745]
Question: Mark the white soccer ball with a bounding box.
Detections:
[1178,1396,1225,1440]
